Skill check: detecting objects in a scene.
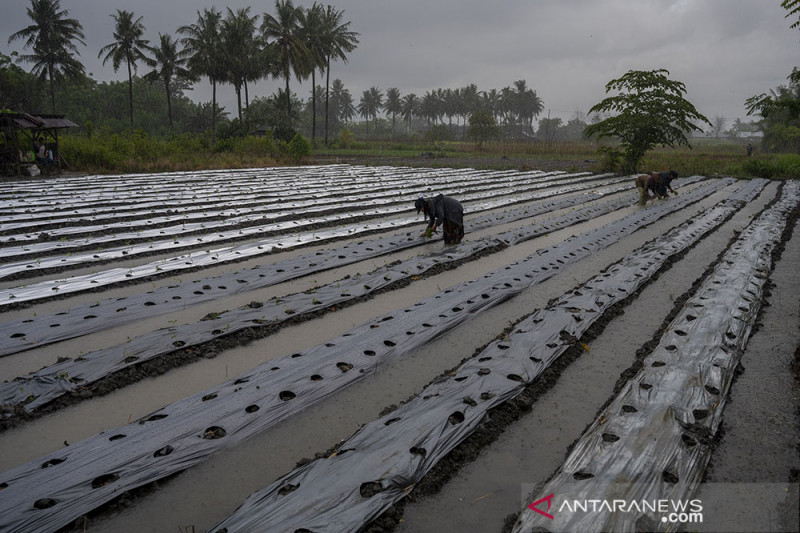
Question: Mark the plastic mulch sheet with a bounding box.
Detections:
[0,178,718,412]
[511,180,800,533]
[0,172,627,304]
[0,178,756,533]
[0,168,607,280]
[0,173,633,352]
[207,180,771,533]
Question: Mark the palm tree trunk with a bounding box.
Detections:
[127,59,134,129]
[165,80,173,130]
[324,56,330,146]
[48,64,56,114]
[284,69,291,128]
[236,84,242,123]
[211,79,217,143]
[311,69,317,145]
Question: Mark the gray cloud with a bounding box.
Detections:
[2,0,797,125]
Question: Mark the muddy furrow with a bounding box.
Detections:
[0,177,634,346]
[0,179,717,418]
[0,168,584,239]
[204,181,765,533]
[393,180,780,533]
[0,172,620,284]
[511,180,800,532]
[0,180,740,532]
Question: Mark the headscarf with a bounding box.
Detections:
[414,197,428,215]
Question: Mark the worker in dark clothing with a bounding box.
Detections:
[414,194,464,245]
[634,170,678,205]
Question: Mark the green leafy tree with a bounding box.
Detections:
[536,116,563,143]
[480,88,502,121]
[98,10,149,129]
[261,0,311,128]
[0,51,45,111]
[329,78,355,128]
[746,68,800,152]
[468,108,500,148]
[8,0,86,113]
[584,69,711,172]
[510,80,543,134]
[783,0,800,28]
[401,92,419,134]
[420,90,442,126]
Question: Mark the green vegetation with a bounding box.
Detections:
[585,69,712,173]
[7,0,86,113]
[58,130,307,173]
[3,0,799,179]
[29,124,792,178]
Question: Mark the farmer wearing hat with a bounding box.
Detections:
[414,194,464,245]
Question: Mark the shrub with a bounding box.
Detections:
[273,125,297,144]
[287,133,311,161]
[596,145,623,172]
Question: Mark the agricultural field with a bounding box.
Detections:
[0,165,798,533]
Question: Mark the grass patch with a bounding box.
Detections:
[54,132,797,179]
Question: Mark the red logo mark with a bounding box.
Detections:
[528,493,555,520]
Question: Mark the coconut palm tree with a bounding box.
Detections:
[143,33,191,130]
[512,79,544,133]
[8,0,86,113]
[261,0,311,128]
[320,5,359,145]
[178,8,223,138]
[98,10,149,129]
[220,7,260,123]
[329,78,354,128]
[298,3,326,144]
[420,90,443,126]
[357,86,382,135]
[401,93,419,134]
[384,87,402,136]
[480,88,502,121]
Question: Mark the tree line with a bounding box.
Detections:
[5,0,359,144]
[3,0,562,144]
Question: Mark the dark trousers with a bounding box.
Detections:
[443,220,464,244]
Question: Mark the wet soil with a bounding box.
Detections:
[0,166,797,533]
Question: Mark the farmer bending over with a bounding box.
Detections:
[634,170,678,205]
[414,194,464,245]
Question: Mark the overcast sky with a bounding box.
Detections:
[2,0,798,127]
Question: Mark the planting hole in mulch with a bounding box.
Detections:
[153,445,173,457]
[359,481,383,498]
[91,473,119,489]
[279,390,296,401]
[33,498,57,509]
[203,426,227,439]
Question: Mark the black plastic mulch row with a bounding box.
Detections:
[512,180,799,532]
[0,178,741,533]
[207,179,768,532]
[0,184,642,410]
[0,174,637,353]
